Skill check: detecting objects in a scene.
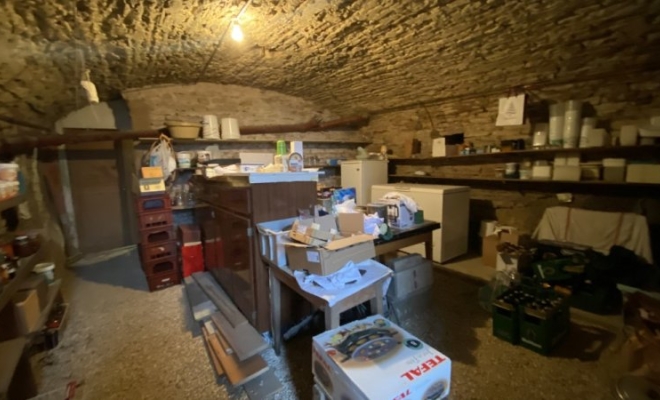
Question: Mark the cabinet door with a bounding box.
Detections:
[217,208,255,322]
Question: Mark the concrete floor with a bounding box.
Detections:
[31,248,624,400]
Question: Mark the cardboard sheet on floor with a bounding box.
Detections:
[201,325,224,377]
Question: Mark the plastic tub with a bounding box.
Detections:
[34,262,55,283]
[166,121,201,139]
[176,152,192,168]
[0,163,18,182]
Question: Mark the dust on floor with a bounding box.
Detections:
[32,248,622,399]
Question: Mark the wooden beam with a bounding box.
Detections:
[207,331,268,387]
[0,129,163,157]
[210,312,268,362]
[192,272,247,329]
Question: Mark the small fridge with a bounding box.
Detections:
[371,183,470,263]
[340,160,388,205]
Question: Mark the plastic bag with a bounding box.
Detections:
[145,135,176,181]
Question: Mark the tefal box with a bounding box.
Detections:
[285,235,375,275]
[312,315,451,400]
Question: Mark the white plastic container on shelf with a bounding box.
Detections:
[532,123,549,147]
[578,118,597,148]
[562,100,582,148]
[619,125,638,146]
[202,115,220,139]
[221,118,241,139]
[548,103,565,146]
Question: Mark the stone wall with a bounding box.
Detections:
[123,83,370,187]
[363,72,660,242]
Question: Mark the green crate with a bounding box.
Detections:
[492,300,520,344]
[519,296,570,356]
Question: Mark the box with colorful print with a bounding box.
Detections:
[312,315,451,400]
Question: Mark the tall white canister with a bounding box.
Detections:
[202,115,220,139]
[562,100,582,148]
[221,118,241,140]
[548,102,565,147]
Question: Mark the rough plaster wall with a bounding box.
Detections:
[1,0,658,127]
[367,72,660,235]
[123,82,369,187]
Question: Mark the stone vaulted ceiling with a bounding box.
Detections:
[1,0,659,128]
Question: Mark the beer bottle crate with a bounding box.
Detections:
[492,298,521,345]
[519,296,570,356]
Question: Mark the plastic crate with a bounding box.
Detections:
[256,217,297,267]
[519,297,570,355]
[492,300,520,344]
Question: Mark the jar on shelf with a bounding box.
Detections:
[13,235,32,258]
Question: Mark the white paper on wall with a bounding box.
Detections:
[495,94,525,126]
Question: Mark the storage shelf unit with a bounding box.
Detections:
[388,175,660,196]
[0,193,26,213]
[26,280,62,341]
[389,145,660,166]
[0,241,46,311]
[138,138,372,147]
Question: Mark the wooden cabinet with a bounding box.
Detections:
[196,178,317,331]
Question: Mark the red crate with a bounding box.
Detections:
[140,241,177,264]
[142,254,178,276]
[136,195,171,214]
[146,269,180,292]
[181,243,204,278]
[139,225,176,246]
[138,211,174,230]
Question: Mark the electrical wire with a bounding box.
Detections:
[195,0,253,83]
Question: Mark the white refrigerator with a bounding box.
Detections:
[371,183,470,263]
[340,160,388,205]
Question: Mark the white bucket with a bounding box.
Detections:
[34,262,55,283]
[176,152,192,168]
[562,100,582,148]
[202,115,220,139]
[548,103,564,146]
[221,118,241,140]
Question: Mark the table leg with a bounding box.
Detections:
[324,307,340,330]
[424,236,433,260]
[370,284,385,316]
[269,269,282,356]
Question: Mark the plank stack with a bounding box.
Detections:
[136,194,180,291]
[185,272,283,399]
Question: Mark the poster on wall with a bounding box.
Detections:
[495,94,525,126]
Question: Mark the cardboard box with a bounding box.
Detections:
[285,235,375,275]
[290,215,340,246]
[13,289,40,335]
[496,251,531,274]
[482,227,519,268]
[387,254,433,301]
[141,166,163,178]
[381,199,414,229]
[312,315,451,400]
[432,138,460,157]
[337,212,365,235]
[19,275,48,310]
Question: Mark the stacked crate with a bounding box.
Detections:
[136,194,180,291]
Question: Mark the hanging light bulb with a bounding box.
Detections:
[231,21,244,42]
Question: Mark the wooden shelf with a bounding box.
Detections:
[0,241,46,311]
[305,165,340,169]
[137,138,371,147]
[0,193,26,213]
[388,175,660,196]
[389,145,660,166]
[172,204,210,211]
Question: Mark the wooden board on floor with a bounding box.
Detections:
[244,369,283,400]
[192,272,247,329]
[211,312,268,362]
[204,320,233,354]
[201,326,224,377]
[184,277,217,321]
[207,331,268,386]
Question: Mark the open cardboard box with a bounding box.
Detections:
[482,227,520,268]
[285,234,375,275]
[337,212,365,235]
